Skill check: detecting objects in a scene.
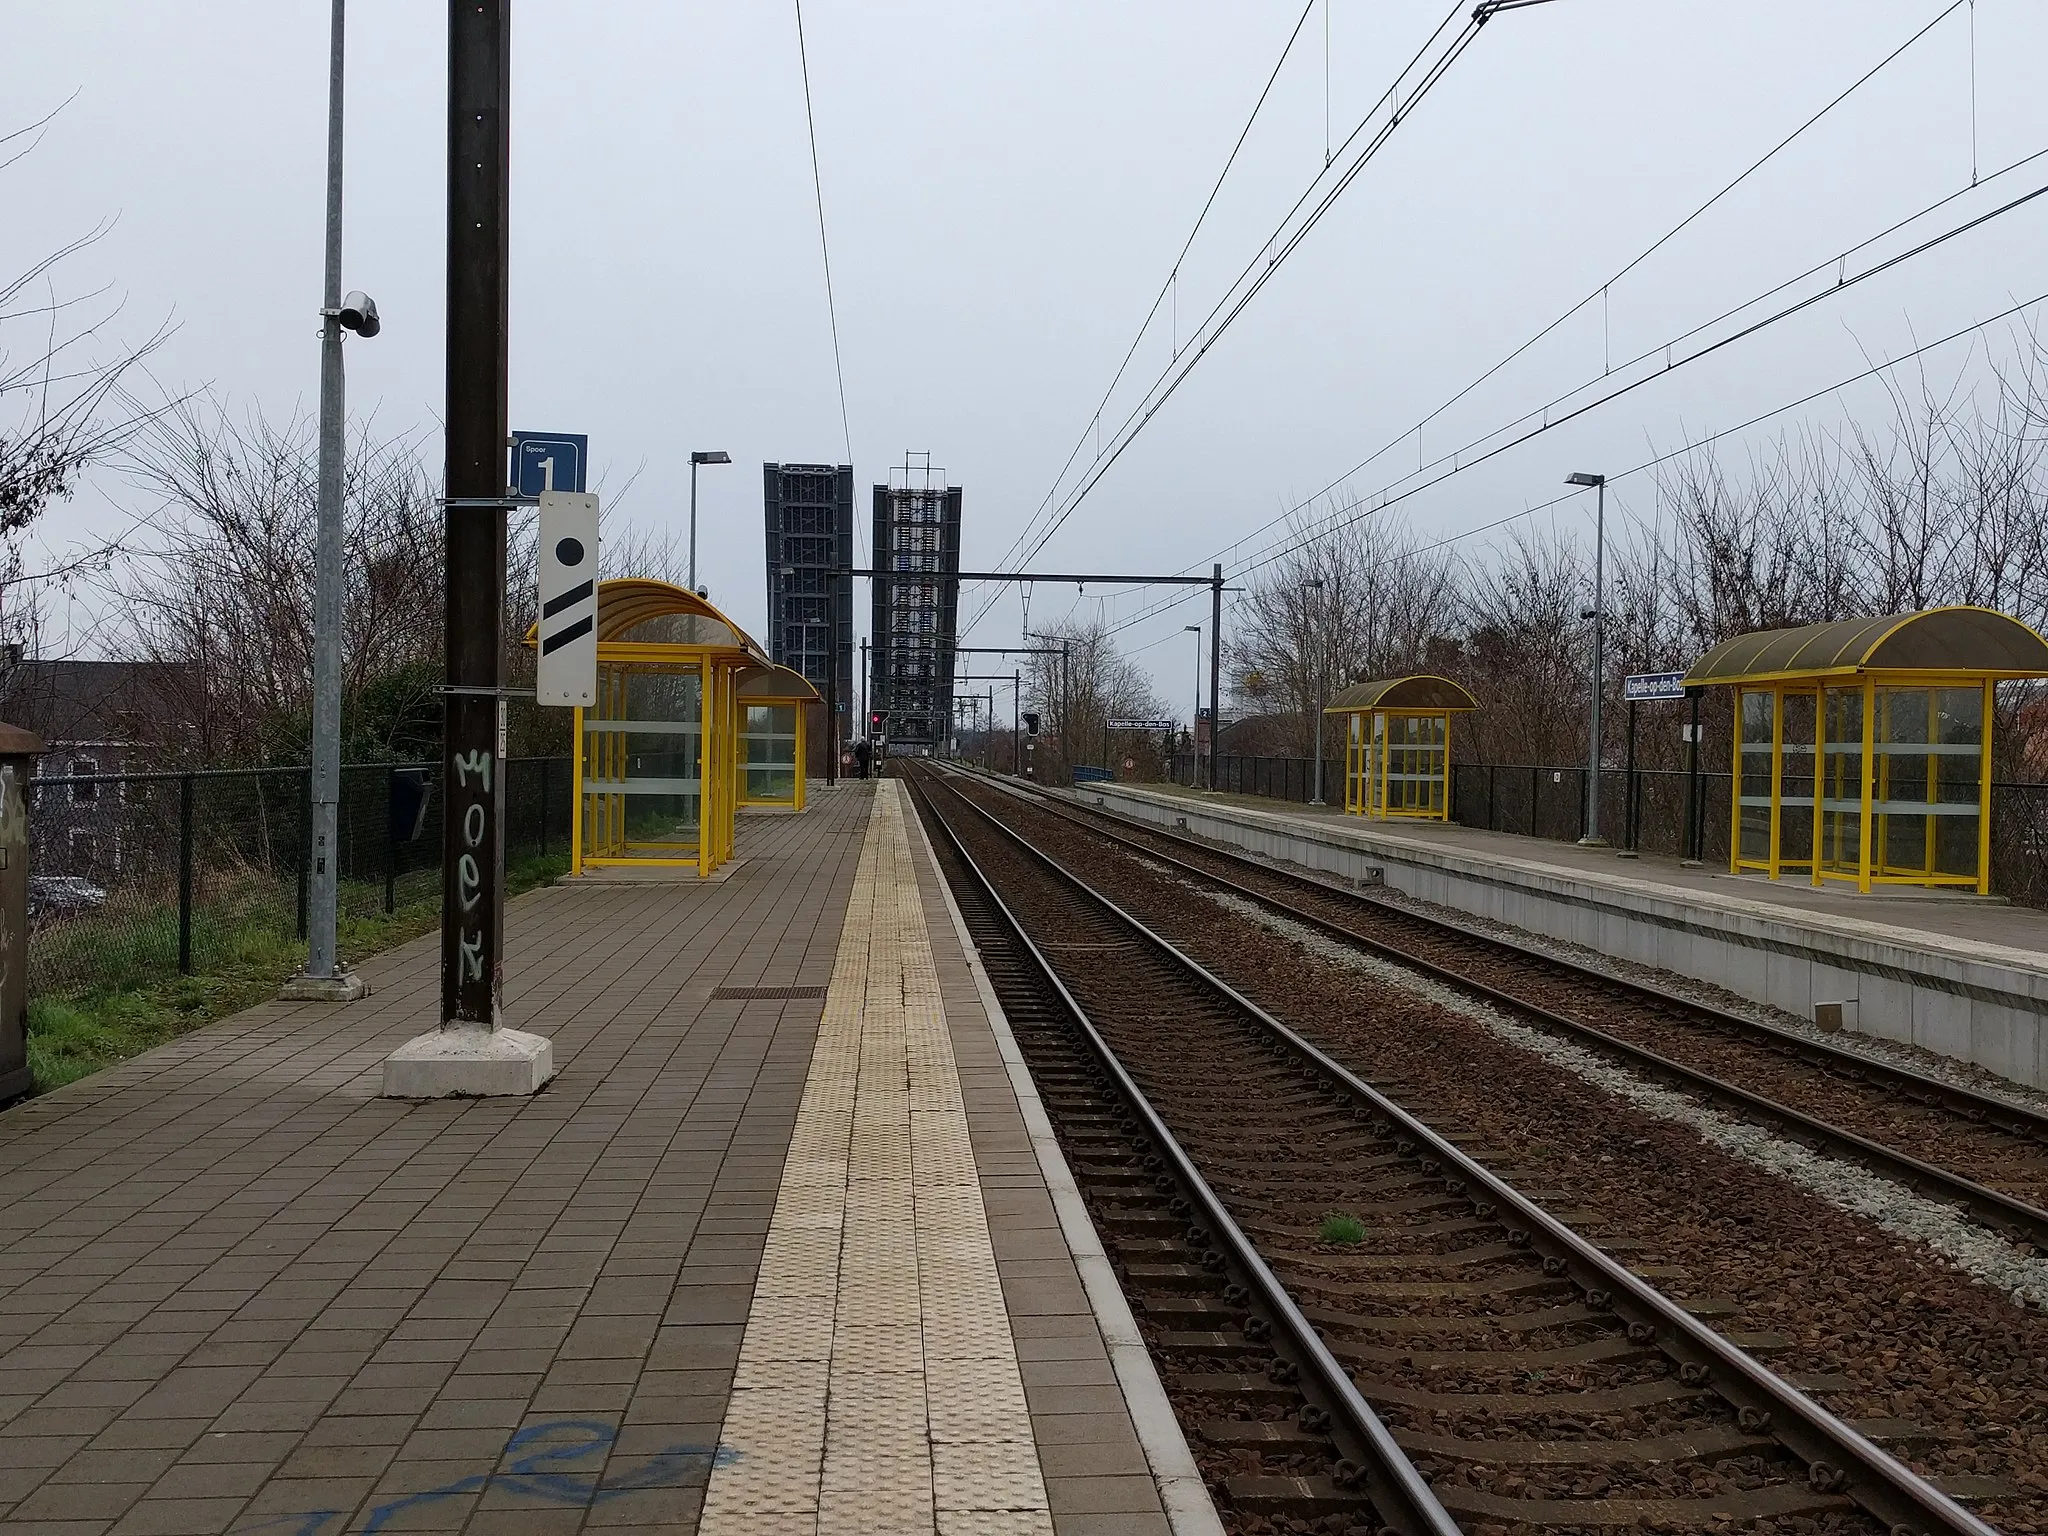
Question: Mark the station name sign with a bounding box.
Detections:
[1107,718,1179,731]
[1623,670,1689,703]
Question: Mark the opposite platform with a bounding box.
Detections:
[1084,779,2048,1090]
[0,782,1198,1535]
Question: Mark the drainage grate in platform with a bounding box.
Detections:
[711,985,829,1002]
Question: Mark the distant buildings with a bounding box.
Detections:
[762,463,855,746]
[2,658,185,876]
[869,465,962,757]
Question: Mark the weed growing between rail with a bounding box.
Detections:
[1317,1212,1368,1244]
[23,853,569,1094]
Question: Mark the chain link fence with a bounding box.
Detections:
[29,758,571,1002]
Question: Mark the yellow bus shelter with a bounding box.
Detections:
[1683,606,2048,893]
[736,664,820,811]
[1325,675,1477,821]
[525,579,815,880]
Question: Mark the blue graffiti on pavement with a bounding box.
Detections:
[235,1419,738,1535]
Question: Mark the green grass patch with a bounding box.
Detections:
[23,852,569,1097]
[1317,1212,1368,1245]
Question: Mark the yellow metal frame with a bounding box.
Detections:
[1336,708,1455,822]
[1726,671,1996,894]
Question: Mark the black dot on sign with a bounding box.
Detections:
[556,537,585,567]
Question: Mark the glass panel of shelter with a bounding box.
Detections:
[1874,684,1984,883]
[739,703,799,806]
[581,660,705,861]
[1739,678,1992,891]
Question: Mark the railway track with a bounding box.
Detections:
[907,764,1995,1536]
[985,770,2048,1252]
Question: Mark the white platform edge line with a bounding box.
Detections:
[902,775,1227,1536]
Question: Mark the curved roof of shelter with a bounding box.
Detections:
[1683,606,2048,685]
[522,579,769,662]
[1323,674,1478,713]
[735,663,821,701]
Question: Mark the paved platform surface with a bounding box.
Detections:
[0,782,1181,1535]
[1120,780,2048,961]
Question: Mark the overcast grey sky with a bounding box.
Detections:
[10,1,2048,706]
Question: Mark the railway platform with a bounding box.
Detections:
[1079,780,2048,1091]
[0,781,1205,1536]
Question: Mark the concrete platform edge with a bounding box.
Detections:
[1086,781,2048,1092]
[905,780,1228,1536]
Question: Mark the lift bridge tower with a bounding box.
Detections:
[870,455,963,757]
[763,462,856,754]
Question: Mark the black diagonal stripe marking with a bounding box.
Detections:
[541,614,594,656]
[542,578,594,619]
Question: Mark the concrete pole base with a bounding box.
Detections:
[1576,835,1611,848]
[279,968,367,1003]
[381,1025,554,1099]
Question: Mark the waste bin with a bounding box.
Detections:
[0,723,47,1103]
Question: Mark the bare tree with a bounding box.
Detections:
[1228,505,1459,758]
[1,107,171,651]
[1022,617,1164,774]
[110,396,443,764]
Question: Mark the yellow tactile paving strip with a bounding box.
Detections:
[701,781,1054,1536]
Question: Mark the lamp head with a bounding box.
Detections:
[1565,471,1605,488]
[691,450,731,465]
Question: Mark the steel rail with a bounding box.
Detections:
[927,764,2000,1536]
[908,771,1460,1536]
[1076,784,2048,1139]
[993,774,2048,1249]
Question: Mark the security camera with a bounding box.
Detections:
[338,291,381,337]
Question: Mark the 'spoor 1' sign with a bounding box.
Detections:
[537,491,599,707]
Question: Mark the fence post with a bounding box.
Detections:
[1532,766,1541,837]
[177,774,194,975]
[296,767,310,942]
[1487,764,1496,830]
[385,765,398,916]
[539,758,550,860]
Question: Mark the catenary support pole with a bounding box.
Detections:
[382,0,551,1097]
[1620,698,1639,858]
[1209,564,1223,790]
[825,578,838,785]
[1580,477,1609,845]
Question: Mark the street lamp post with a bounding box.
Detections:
[1184,624,1202,787]
[1301,578,1326,805]
[688,450,730,594]
[1567,471,1609,846]
[286,0,378,1003]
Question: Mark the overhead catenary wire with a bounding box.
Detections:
[982,1,1321,584]
[1099,133,2048,641]
[792,0,859,564]
[1081,1,1977,637]
[1112,287,2048,653]
[968,0,1493,636]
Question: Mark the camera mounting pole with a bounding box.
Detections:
[281,0,366,1004]
[381,0,551,1096]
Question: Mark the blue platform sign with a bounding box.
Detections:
[1624,670,1689,703]
[511,431,588,496]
